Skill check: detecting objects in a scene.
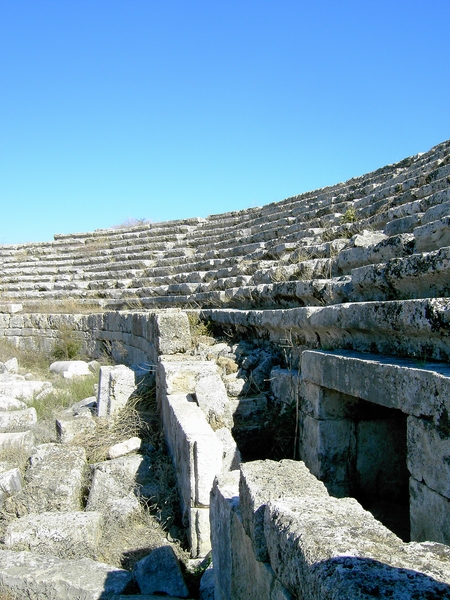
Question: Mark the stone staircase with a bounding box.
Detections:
[1,139,449,312]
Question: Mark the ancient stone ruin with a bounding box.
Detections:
[0,138,450,598]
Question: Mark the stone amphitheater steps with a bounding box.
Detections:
[0,139,449,311]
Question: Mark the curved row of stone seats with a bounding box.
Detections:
[0,139,449,310]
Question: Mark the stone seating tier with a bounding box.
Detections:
[0,140,449,312]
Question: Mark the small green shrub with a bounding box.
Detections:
[187,313,213,337]
[340,207,357,224]
[52,325,83,360]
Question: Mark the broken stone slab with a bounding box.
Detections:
[97,364,136,417]
[69,395,97,415]
[0,430,35,453]
[87,454,147,520]
[265,496,450,599]
[49,360,91,378]
[134,545,190,598]
[0,468,22,496]
[0,379,52,403]
[24,443,87,512]
[0,548,133,599]
[0,395,27,411]
[4,511,104,559]
[0,407,37,432]
[0,467,22,507]
[239,460,327,563]
[4,358,18,373]
[56,414,97,444]
[108,436,141,459]
[214,427,241,472]
[195,371,230,430]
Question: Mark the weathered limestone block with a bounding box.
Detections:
[422,199,450,225]
[384,213,423,235]
[299,414,355,497]
[195,371,229,429]
[56,414,97,443]
[0,396,27,411]
[239,460,326,563]
[157,358,217,398]
[0,549,133,599]
[4,511,104,559]
[134,545,189,598]
[270,367,300,413]
[0,468,22,495]
[301,349,450,426]
[0,379,52,403]
[24,443,87,512]
[97,364,136,417]
[189,507,211,558]
[414,216,450,251]
[210,471,292,600]
[0,430,35,453]
[49,360,91,378]
[407,416,450,499]
[4,358,18,373]
[265,497,450,599]
[87,454,145,520]
[108,436,141,459]
[410,477,450,545]
[161,392,223,509]
[0,407,37,432]
[214,427,241,472]
[151,309,192,356]
[0,468,22,506]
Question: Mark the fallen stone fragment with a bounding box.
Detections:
[0,395,27,411]
[56,414,97,443]
[50,360,91,378]
[4,511,103,559]
[0,549,133,599]
[0,407,37,432]
[4,358,18,373]
[134,545,190,598]
[0,468,22,496]
[24,443,87,512]
[0,380,52,402]
[0,431,35,453]
[108,436,141,459]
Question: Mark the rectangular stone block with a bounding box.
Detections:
[239,460,326,563]
[300,380,360,419]
[407,416,450,499]
[210,471,292,600]
[299,414,355,497]
[265,495,450,599]
[410,477,450,545]
[301,349,450,424]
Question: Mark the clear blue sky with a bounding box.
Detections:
[1,0,449,245]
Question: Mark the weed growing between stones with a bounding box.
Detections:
[51,324,83,360]
[187,312,213,338]
[29,372,98,421]
[340,207,358,224]
[0,338,49,378]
